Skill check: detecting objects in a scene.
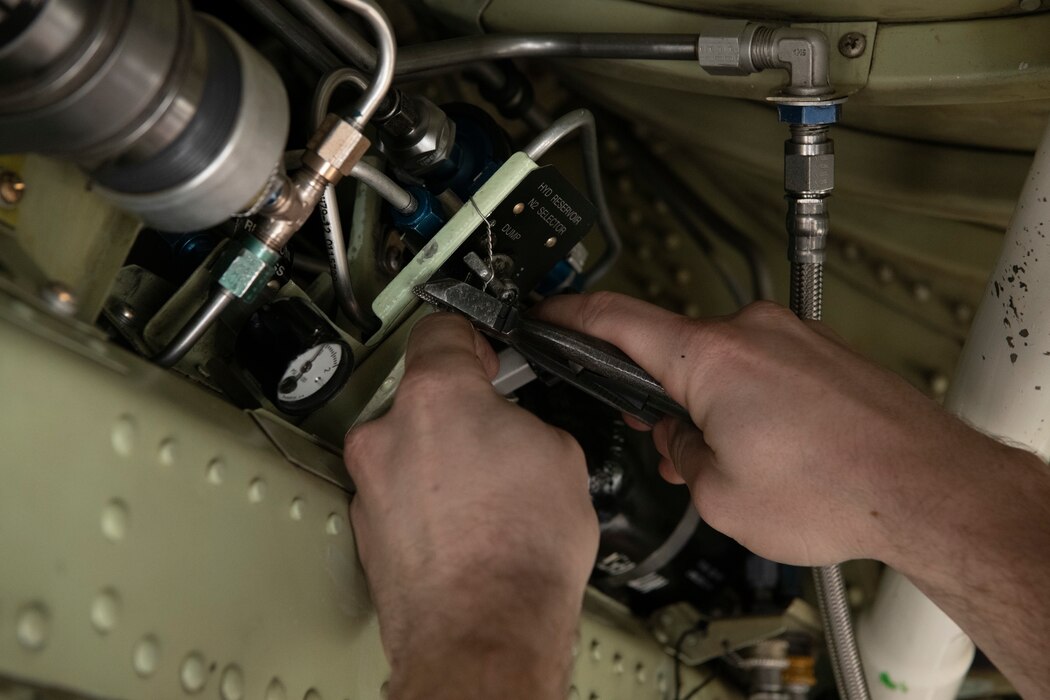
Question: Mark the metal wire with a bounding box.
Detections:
[327,0,395,127]
[155,289,236,368]
[523,109,622,286]
[395,33,699,77]
[789,260,870,700]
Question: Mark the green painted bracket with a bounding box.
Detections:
[366,151,538,347]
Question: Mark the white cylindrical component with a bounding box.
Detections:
[858,117,1050,698]
[857,571,974,699]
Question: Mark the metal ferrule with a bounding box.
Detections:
[786,197,829,264]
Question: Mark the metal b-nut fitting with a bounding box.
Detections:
[303,114,371,183]
[785,152,834,194]
[217,238,280,302]
[696,20,758,76]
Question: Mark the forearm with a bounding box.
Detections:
[882,438,1050,697]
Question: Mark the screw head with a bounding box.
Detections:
[0,170,25,206]
[545,236,557,248]
[838,32,867,59]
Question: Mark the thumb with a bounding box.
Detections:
[533,292,715,421]
[404,313,500,384]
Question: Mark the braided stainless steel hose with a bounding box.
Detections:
[785,122,870,700]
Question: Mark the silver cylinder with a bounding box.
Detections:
[0,0,289,232]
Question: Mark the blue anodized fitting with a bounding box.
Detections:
[776,103,841,126]
[391,186,445,241]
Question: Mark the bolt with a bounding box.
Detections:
[0,170,25,206]
[545,236,557,248]
[40,281,77,316]
[838,32,867,59]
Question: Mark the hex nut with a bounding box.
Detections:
[785,153,834,194]
[217,244,278,302]
[776,103,841,125]
[304,115,371,181]
[696,20,753,76]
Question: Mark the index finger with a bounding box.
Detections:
[533,292,706,413]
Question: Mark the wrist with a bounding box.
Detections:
[386,575,584,700]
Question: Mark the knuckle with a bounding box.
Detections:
[577,291,622,329]
[739,300,792,324]
[396,369,457,403]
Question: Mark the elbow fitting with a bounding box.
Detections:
[697,21,833,98]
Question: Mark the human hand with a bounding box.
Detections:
[344,313,598,700]
[536,293,1011,567]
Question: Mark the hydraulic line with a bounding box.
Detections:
[395,33,699,77]
[237,0,341,72]
[784,122,870,700]
[281,0,374,67]
[319,184,379,334]
[155,289,236,368]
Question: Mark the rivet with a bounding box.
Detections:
[157,438,177,467]
[220,664,244,700]
[875,263,895,285]
[654,200,669,216]
[180,652,208,693]
[381,376,396,389]
[111,416,137,457]
[206,458,226,485]
[663,233,681,252]
[39,281,77,317]
[653,629,669,644]
[682,303,702,319]
[0,170,26,206]
[16,603,49,650]
[545,237,557,248]
[657,670,668,692]
[627,209,644,226]
[513,202,525,215]
[842,243,860,262]
[379,681,389,699]
[929,373,950,397]
[675,268,691,286]
[617,176,633,194]
[636,245,652,261]
[90,588,121,633]
[567,687,580,700]
[590,639,601,661]
[326,513,345,535]
[248,478,267,503]
[304,690,323,700]
[837,32,867,58]
[954,303,973,323]
[645,282,662,299]
[635,663,647,683]
[265,678,288,700]
[290,497,306,520]
[912,283,931,303]
[101,499,129,541]
[612,652,624,674]
[589,693,600,700]
[132,635,161,677]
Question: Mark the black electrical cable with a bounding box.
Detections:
[681,669,719,700]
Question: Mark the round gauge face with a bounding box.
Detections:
[275,341,352,413]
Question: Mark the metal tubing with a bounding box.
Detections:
[154,289,236,367]
[319,184,381,335]
[327,0,395,127]
[352,161,416,215]
[281,0,375,67]
[236,0,341,72]
[395,33,698,77]
[523,109,622,286]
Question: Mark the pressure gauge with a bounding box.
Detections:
[236,299,354,415]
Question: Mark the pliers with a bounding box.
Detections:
[413,278,689,425]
